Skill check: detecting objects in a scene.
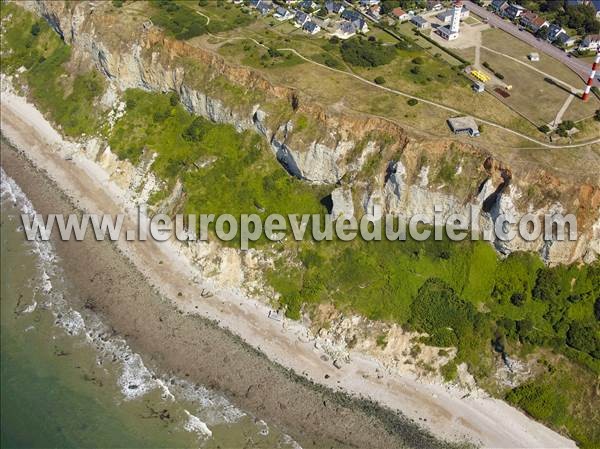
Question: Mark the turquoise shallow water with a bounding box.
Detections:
[0,168,297,449]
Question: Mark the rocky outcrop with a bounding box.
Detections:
[17,0,599,264]
[330,187,354,220]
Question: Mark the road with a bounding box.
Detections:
[463,0,599,87]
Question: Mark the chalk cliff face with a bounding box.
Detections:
[19,0,599,265]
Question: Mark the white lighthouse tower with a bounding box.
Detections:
[437,0,462,40]
[450,0,463,34]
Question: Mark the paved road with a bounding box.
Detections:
[463,1,599,87]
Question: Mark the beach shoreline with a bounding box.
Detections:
[0,85,577,449]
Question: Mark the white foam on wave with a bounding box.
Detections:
[183,410,212,439]
[0,167,272,442]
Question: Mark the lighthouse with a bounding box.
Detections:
[450,0,462,34]
[437,0,462,40]
[582,50,599,102]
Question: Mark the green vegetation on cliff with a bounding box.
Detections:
[110,89,326,234]
[1,3,105,136]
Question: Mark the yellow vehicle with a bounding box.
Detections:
[471,70,490,83]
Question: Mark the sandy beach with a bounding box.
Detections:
[0,86,577,449]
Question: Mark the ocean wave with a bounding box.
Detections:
[183,410,212,439]
[1,167,248,440]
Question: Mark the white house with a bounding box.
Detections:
[391,7,410,22]
[580,34,600,51]
[303,20,321,34]
[294,10,310,27]
[334,21,356,39]
[274,6,294,20]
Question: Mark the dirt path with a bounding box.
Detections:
[194,11,598,149]
[553,93,577,127]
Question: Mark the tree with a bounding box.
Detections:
[407,98,418,106]
[374,76,386,85]
[595,109,600,122]
[536,26,549,40]
[532,268,563,302]
[539,124,550,134]
[30,22,41,36]
[182,117,209,142]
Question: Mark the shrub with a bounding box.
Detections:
[410,66,421,75]
[407,98,418,106]
[374,76,386,85]
[169,92,179,106]
[30,22,41,36]
[340,37,396,67]
[412,57,424,65]
[566,322,598,354]
[410,278,477,343]
[495,72,505,80]
[506,382,566,423]
[268,47,283,58]
[595,109,600,122]
[539,124,550,134]
[510,293,525,306]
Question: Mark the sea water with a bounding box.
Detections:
[1,167,300,449]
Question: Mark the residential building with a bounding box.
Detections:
[250,0,261,7]
[490,0,509,11]
[274,6,294,20]
[580,34,600,51]
[341,9,362,22]
[325,1,345,15]
[391,7,410,21]
[299,0,316,11]
[519,11,548,32]
[360,0,380,6]
[303,20,321,34]
[411,15,430,29]
[256,2,272,15]
[368,4,381,19]
[547,24,566,42]
[352,17,369,33]
[334,21,356,39]
[294,10,310,27]
[504,4,525,20]
[556,32,576,47]
[427,0,443,11]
